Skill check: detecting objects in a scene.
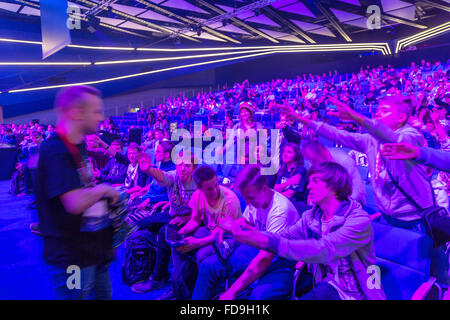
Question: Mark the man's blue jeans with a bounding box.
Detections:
[136,211,173,281]
[192,243,295,300]
[47,263,112,300]
[171,227,217,300]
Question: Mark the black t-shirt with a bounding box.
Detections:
[35,133,113,269]
[275,164,308,202]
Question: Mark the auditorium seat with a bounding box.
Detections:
[372,222,440,300]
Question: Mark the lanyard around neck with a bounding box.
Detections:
[55,127,84,169]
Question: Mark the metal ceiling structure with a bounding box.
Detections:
[1,0,449,46]
[0,0,449,119]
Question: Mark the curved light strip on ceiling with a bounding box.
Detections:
[0,45,387,67]
[96,45,389,65]
[0,40,389,66]
[0,62,92,66]
[395,21,450,53]
[5,46,388,94]
[400,25,450,48]
[396,24,449,53]
[398,22,450,47]
[136,43,391,53]
[0,36,390,54]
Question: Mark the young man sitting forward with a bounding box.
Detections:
[192,165,300,300]
[220,162,386,300]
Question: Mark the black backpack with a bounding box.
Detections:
[122,230,157,286]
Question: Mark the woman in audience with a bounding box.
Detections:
[274,143,308,213]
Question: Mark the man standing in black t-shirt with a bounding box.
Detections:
[35,86,120,300]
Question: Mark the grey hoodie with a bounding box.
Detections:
[309,119,433,221]
[265,200,387,300]
[417,147,450,172]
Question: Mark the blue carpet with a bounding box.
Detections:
[0,180,169,300]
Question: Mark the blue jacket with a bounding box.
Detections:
[100,156,127,184]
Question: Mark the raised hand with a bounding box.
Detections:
[326,95,366,125]
[381,142,420,160]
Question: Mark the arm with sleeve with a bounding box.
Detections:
[416,147,450,172]
[155,170,176,188]
[309,121,371,154]
[225,204,290,297]
[265,210,372,264]
[361,118,420,145]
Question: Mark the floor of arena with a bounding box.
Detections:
[0,180,166,300]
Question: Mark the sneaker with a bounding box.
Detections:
[157,288,176,300]
[30,223,42,237]
[131,276,168,294]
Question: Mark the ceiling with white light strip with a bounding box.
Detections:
[1,0,448,45]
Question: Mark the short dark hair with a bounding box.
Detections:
[193,165,217,188]
[159,140,174,154]
[127,142,141,153]
[173,149,199,169]
[54,85,101,111]
[235,164,267,191]
[307,162,352,201]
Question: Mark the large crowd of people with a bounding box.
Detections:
[1,57,449,300]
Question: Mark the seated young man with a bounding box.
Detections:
[132,152,197,298]
[110,143,150,194]
[170,165,242,300]
[192,165,300,300]
[220,162,386,300]
[92,140,127,185]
